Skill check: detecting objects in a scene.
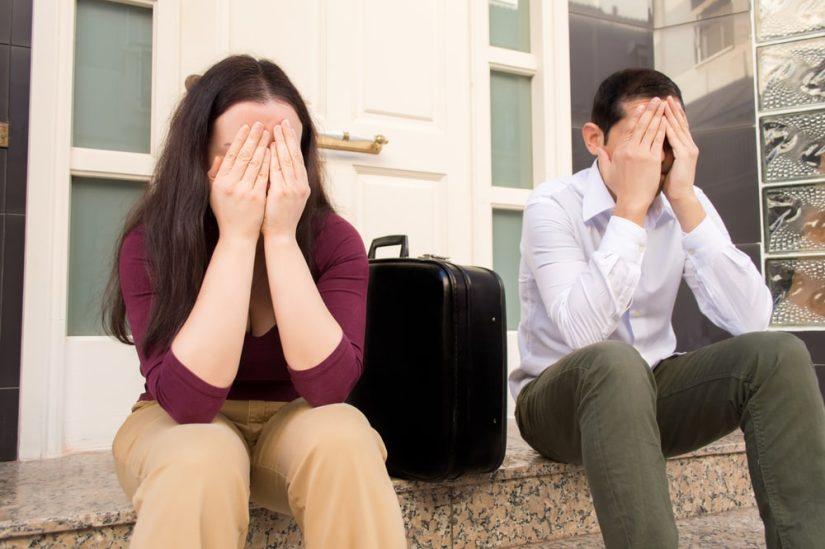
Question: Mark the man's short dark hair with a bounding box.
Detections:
[591,68,684,137]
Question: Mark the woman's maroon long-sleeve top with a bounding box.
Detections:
[119,213,369,424]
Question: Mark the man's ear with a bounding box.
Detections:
[581,123,605,156]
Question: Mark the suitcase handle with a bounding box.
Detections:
[368,235,409,259]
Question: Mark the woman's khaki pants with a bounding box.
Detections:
[112,398,407,549]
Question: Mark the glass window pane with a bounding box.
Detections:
[491,71,533,189]
[755,0,825,42]
[764,184,825,254]
[489,0,530,52]
[760,109,825,184]
[68,177,145,336]
[493,209,523,331]
[766,257,825,327]
[73,0,152,153]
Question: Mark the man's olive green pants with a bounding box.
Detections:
[515,331,825,548]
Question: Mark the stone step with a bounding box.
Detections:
[537,506,764,548]
[0,421,754,548]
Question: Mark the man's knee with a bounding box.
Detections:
[734,331,814,388]
[577,341,654,391]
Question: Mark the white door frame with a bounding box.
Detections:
[19,0,181,459]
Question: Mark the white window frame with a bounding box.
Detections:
[20,0,181,459]
[469,0,572,415]
[470,0,572,267]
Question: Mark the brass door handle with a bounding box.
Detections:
[318,131,388,154]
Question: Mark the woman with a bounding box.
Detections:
[105,55,406,549]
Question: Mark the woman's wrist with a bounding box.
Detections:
[262,230,299,249]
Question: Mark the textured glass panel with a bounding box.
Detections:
[493,209,523,331]
[654,12,753,133]
[760,109,825,183]
[767,257,825,327]
[490,0,530,52]
[755,0,825,42]
[569,0,652,27]
[73,0,152,152]
[757,36,825,112]
[765,184,825,253]
[655,0,749,28]
[491,71,533,189]
[68,177,145,335]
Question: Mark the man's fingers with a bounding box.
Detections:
[642,101,667,147]
[664,104,689,147]
[653,117,668,151]
[624,104,645,140]
[632,98,661,144]
[218,124,251,175]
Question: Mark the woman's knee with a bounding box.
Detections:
[287,403,387,466]
[147,423,250,482]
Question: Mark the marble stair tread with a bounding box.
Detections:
[0,420,745,540]
[531,506,764,548]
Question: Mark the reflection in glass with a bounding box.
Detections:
[73,0,153,153]
[758,36,825,111]
[760,109,825,183]
[493,209,523,331]
[653,12,753,133]
[765,184,825,253]
[68,177,146,335]
[568,0,652,26]
[490,0,531,52]
[767,257,825,327]
[755,0,825,42]
[654,0,749,29]
[491,71,533,189]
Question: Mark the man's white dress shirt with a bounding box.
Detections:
[510,161,773,400]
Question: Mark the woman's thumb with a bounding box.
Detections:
[207,156,222,181]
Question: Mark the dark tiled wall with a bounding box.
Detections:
[0,0,31,462]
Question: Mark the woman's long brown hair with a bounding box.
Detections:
[103,55,333,355]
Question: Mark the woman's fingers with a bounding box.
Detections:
[241,130,270,188]
[269,142,286,191]
[283,120,307,176]
[207,155,222,182]
[218,124,251,176]
[273,124,295,184]
[254,148,271,194]
[229,121,265,180]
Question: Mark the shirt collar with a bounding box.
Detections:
[581,160,672,225]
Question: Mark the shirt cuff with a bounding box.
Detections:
[682,215,727,268]
[601,215,647,265]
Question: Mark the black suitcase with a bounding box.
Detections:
[348,235,507,481]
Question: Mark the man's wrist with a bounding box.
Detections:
[614,201,648,227]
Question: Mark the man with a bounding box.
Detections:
[511,68,825,548]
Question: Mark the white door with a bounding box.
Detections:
[207,0,474,261]
[21,0,474,457]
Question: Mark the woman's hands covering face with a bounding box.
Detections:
[207,121,271,243]
[208,119,310,243]
[262,119,311,240]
